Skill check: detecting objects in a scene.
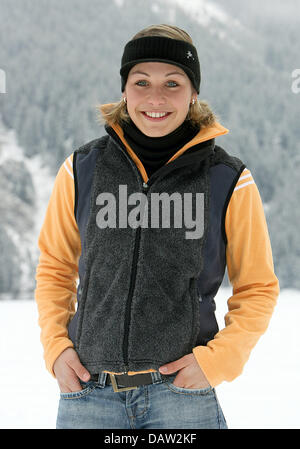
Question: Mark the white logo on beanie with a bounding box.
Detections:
[186,51,194,60]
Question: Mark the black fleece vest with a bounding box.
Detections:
[68,132,245,374]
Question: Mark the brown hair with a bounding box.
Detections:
[95,24,217,129]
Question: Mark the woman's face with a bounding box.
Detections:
[123,62,196,137]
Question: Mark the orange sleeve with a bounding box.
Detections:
[34,153,81,377]
[193,168,280,387]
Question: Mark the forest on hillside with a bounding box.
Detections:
[0,0,299,293]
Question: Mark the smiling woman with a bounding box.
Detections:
[35,23,279,430]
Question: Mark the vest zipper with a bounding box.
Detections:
[102,134,213,372]
[110,135,188,371]
[122,181,149,372]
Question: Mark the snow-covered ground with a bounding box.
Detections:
[0,287,299,429]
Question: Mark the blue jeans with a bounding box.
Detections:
[56,371,228,429]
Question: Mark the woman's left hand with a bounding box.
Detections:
[159,353,211,389]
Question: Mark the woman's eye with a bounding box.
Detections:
[136,80,148,86]
[167,81,178,87]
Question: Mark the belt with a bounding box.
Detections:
[89,372,156,392]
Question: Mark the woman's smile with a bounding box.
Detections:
[141,111,173,121]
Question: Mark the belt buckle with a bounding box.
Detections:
[109,374,138,393]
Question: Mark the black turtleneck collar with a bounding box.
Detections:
[122,119,200,178]
[104,119,215,181]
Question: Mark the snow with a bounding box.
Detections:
[0,287,299,429]
[26,152,55,238]
[0,121,55,296]
[170,0,231,27]
[113,0,124,8]
[164,0,244,50]
[0,120,54,245]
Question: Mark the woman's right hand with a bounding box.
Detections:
[53,347,91,393]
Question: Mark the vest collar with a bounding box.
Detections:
[100,103,229,183]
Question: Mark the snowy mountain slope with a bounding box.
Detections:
[0,119,54,298]
[119,0,247,50]
[169,0,236,26]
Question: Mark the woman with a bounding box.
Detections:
[34,24,280,429]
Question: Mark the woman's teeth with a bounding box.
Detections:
[144,112,169,118]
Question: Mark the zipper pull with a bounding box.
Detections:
[142,181,149,192]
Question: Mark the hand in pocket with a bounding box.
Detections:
[159,353,211,389]
[53,347,91,393]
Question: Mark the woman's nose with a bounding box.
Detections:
[146,87,166,106]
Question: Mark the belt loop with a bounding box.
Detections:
[97,372,107,388]
[150,371,164,384]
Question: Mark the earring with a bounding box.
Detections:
[123,97,127,103]
[191,98,196,105]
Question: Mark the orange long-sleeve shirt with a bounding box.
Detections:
[34,121,280,387]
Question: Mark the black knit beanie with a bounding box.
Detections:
[120,36,201,94]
